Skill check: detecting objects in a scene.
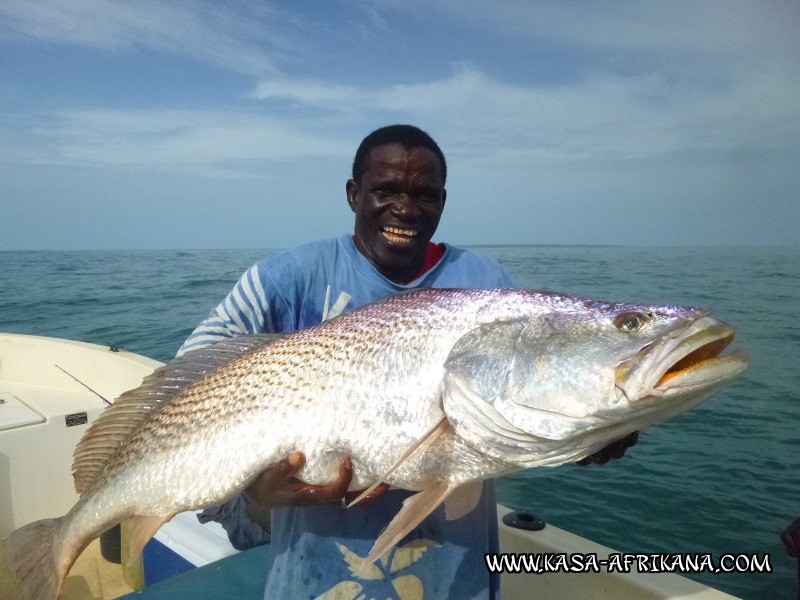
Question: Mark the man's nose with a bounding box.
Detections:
[389,194,422,219]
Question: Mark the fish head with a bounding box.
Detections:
[442,297,749,468]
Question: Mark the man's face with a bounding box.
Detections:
[346,143,446,283]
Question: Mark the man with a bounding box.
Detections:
[782,518,800,558]
[180,125,635,599]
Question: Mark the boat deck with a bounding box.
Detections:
[1,510,740,600]
[0,537,133,600]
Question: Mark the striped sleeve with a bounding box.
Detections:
[177,264,275,357]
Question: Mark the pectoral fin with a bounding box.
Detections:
[363,483,454,565]
[348,415,452,507]
[125,514,176,566]
[444,480,483,520]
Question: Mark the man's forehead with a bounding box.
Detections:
[363,143,443,180]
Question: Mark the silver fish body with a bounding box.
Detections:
[4,288,749,599]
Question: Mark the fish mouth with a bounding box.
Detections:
[618,316,749,399]
[656,329,735,388]
[381,226,418,244]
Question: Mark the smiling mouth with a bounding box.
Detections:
[381,226,418,244]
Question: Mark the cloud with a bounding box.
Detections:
[253,79,360,107]
[385,0,800,57]
[0,108,351,173]
[252,63,800,169]
[3,54,798,179]
[0,0,282,76]
[1,1,798,198]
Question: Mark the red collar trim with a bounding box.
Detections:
[404,242,445,284]
[351,237,445,284]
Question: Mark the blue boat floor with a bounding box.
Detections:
[119,545,270,600]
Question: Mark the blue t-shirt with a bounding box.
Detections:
[180,234,518,600]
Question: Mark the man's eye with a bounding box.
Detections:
[416,191,439,202]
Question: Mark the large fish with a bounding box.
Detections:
[5,288,748,599]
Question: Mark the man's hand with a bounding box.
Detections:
[781,518,800,558]
[576,432,639,466]
[244,451,389,509]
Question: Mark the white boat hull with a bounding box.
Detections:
[0,333,160,537]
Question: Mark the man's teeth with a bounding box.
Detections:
[382,227,418,239]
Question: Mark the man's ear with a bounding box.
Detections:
[441,188,447,209]
[346,179,359,213]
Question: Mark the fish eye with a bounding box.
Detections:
[614,311,647,332]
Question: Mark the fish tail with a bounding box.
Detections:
[5,518,66,600]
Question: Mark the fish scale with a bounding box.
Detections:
[4,288,748,600]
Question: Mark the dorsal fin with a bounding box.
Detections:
[72,334,281,495]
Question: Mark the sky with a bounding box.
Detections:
[1,0,798,250]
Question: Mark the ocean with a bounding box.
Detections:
[1,245,797,599]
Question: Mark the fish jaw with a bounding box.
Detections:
[615,315,750,404]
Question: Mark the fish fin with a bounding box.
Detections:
[336,543,384,580]
[444,480,484,520]
[348,416,452,508]
[125,514,175,565]
[72,334,282,495]
[5,518,67,600]
[363,483,454,565]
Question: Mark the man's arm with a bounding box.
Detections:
[243,452,388,515]
[781,518,800,558]
[184,262,281,547]
[577,432,639,466]
[197,453,371,551]
[184,263,385,548]
[178,264,275,356]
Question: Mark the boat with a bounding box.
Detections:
[0,333,739,599]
